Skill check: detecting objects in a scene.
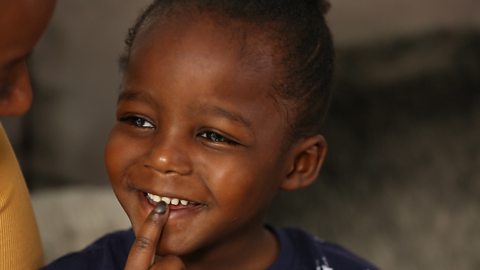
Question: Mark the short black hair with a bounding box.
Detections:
[121,0,334,141]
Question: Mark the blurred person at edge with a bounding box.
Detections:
[0,0,56,269]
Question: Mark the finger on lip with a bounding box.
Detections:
[147,201,169,224]
[124,201,169,270]
[153,201,168,215]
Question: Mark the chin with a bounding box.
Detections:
[156,234,201,257]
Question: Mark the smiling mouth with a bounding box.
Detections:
[144,192,202,208]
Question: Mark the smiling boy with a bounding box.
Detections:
[44,1,377,269]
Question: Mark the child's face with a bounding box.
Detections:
[105,14,292,256]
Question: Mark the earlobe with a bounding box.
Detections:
[280,134,327,191]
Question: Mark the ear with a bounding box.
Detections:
[280,134,327,191]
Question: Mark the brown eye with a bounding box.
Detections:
[198,131,237,145]
[119,115,155,129]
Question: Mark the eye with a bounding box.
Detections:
[118,115,155,129]
[198,130,238,145]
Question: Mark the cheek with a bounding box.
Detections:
[104,128,146,184]
[199,151,283,211]
[104,131,123,183]
[105,129,146,228]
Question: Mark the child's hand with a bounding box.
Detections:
[124,202,185,270]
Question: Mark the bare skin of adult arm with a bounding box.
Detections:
[124,201,186,270]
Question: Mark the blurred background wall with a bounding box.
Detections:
[1,0,479,269]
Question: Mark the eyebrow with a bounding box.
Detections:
[117,90,156,106]
[194,104,252,130]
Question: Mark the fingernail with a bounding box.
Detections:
[154,201,167,214]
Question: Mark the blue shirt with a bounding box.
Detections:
[43,226,377,270]
[266,226,376,270]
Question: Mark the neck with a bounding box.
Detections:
[182,223,279,270]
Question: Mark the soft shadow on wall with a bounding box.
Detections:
[268,30,480,270]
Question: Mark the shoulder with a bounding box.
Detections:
[0,124,44,269]
[278,227,378,270]
[316,240,378,270]
[42,229,134,270]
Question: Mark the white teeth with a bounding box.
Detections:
[147,193,190,206]
[146,193,161,203]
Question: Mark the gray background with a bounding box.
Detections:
[1,0,479,269]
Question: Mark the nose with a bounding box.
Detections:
[144,133,193,176]
[0,61,33,116]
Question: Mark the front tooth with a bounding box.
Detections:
[161,197,171,204]
[180,200,188,206]
[147,193,161,203]
[171,198,179,205]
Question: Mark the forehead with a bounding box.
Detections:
[130,11,287,105]
[132,10,283,83]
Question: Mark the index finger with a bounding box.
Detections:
[125,201,169,270]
